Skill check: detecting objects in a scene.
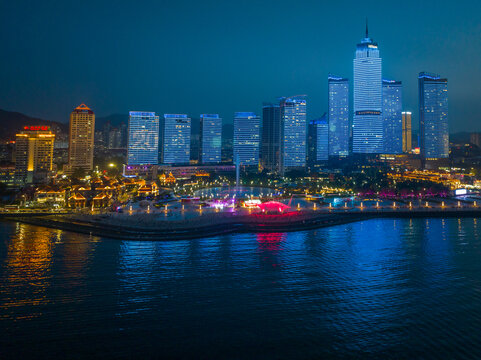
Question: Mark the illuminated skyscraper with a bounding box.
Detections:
[127,111,159,165]
[328,75,349,156]
[163,114,191,164]
[233,112,260,166]
[280,96,307,173]
[66,104,95,174]
[200,114,222,164]
[402,111,412,153]
[261,103,281,172]
[382,79,403,154]
[353,24,383,153]
[15,126,55,185]
[418,72,449,159]
[308,114,329,167]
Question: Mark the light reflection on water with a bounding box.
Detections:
[1,218,481,358]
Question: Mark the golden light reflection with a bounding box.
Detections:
[2,223,55,319]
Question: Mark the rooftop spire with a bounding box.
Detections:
[365,17,368,38]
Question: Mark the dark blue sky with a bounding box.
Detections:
[1,0,480,132]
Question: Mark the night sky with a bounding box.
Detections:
[2,0,481,132]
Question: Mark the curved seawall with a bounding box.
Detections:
[3,207,481,240]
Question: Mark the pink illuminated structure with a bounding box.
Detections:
[257,201,291,214]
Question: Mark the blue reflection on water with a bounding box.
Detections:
[1,218,481,358]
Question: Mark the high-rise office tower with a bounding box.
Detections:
[200,114,222,164]
[108,127,122,149]
[308,114,329,167]
[353,24,383,154]
[15,125,55,184]
[328,75,349,156]
[402,111,412,153]
[163,114,191,164]
[418,72,449,159]
[261,103,281,172]
[120,122,128,148]
[67,104,95,174]
[127,111,159,165]
[233,112,260,166]
[470,133,481,148]
[382,79,403,154]
[280,96,307,173]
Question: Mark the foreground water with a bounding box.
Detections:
[1,218,481,359]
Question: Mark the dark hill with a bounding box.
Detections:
[95,114,129,130]
[0,109,67,140]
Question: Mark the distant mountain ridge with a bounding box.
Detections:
[0,109,68,140]
[95,114,129,129]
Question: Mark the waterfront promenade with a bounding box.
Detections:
[2,200,481,240]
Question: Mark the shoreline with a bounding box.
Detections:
[3,207,481,240]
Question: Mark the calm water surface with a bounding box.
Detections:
[1,218,481,359]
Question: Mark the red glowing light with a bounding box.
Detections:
[23,125,50,131]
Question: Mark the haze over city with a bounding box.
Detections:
[1,0,481,132]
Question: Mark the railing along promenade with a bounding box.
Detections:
[2,200,481,240]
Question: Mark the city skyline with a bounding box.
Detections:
[3,3,481,359]
[1,1,481,132]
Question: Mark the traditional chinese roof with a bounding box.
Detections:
[69,193,86,200]
[93,192,110,200]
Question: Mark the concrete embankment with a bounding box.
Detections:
[5,212,366,241]
[4,207,481,241]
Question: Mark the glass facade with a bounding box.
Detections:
[308,114,329,164]
[328,75,350,156]
[233,112,260,166]
[163,114,191,164]
[261,103,281,173]
[418,72,449,159]
[127,111,159,165]
[382,79,403,154]
[280,96,307,173]
[200,114,222,164]
[353,32,383,153]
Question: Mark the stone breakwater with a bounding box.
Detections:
[4,207,481,241]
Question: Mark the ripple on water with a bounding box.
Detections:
[1,218,481,358]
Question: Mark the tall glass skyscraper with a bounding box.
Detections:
[127,111,160,165]
[353,25,383,154]
[328,75,349,156]
[280,96,307,173]
[418,72,449,159]
[261,103,281,173]
[382,79,403,154]
[308,113,329,165]
[233,112,260,166]
[200,114,222,164]
[163,114,191,164]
